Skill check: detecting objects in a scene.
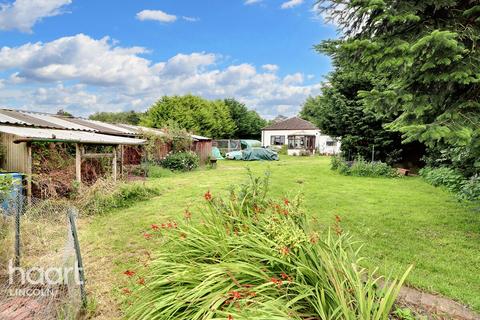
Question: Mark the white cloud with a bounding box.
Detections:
[0,34,156,91]
[0,0,71,33]
[283,73,304,85]
[182,16,199,22]
[136,10,177,23]
[0,34,321,118]
[262,64,279,73]
[281,0,304,9]
[244,0,262,5]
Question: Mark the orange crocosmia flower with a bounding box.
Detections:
[280,246,290,255]
[270,277,283,287]
[228,290,242,299]
[227,315,234,320]
[151,224,160,230]
[123,270,135,277]
[284,198,290,205]
[122,288,132,295]
[143,233,152,239]
[137,278,145,285]
[335,215,342,223]
[204,190,212,201]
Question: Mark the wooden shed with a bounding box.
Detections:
[0,109,146,201]
[191,134,213,165]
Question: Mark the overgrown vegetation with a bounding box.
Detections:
[75,179,160,216]
[307,0,479,178]
[419,167,480,201]
[125,172,410,319]
[160,151,199,172]
[331,156,399,178]
[89,110,143,125]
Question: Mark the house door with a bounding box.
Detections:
[306,136,315,151]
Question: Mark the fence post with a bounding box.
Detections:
[14,205,20,267]
[68,208,87,308]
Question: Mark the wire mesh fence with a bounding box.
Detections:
[0,196,85,319]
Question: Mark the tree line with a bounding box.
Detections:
[301,0,479,177]
[89,96,267,139]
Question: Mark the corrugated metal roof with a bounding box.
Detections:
[0,112,29,125]
[191,134,211,141]
[0,108,212,141]
[19,111,94,131]
[81,119,138,135]
[0,125,145,145]
[0,109,64,128]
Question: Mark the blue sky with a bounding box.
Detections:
[0,0,338,118]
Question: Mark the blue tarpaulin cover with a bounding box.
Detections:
[242,148,279,161]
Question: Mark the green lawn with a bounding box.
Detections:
[80,156,480,318]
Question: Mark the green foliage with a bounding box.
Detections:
[300,71,411,165]
[315,0,480,174]
[160,151,199,172]
[420,167,480,201]
[0,175,14,203]
[145,165,175,179]
[140,123,193,162]
[393,308,425,320]
[224,98,267,139]
[126,172,410,319]
[331,156,399,178]
[277,144,288,155]
[75,179,160,216]
[142,95,236,138]
[89,110,143,125]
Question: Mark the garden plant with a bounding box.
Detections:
[125,172,410,319]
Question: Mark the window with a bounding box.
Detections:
[270,135,285,145]
[288,135,315,150]
[326,141,335,147]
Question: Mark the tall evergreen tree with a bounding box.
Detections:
[316,0,480,174]
[301,70,410,163]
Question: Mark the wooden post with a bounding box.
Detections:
[14,207,20,267]
[112,146,118,181]
[68,208,87,308]
[119,145,124,179]
[26,142,32,205]
[75,143,82,185]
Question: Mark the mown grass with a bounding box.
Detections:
[79,156,480,318]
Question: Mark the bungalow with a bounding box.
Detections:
[261,117,340,156]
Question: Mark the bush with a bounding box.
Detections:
[419,167,464,192]
[331,156,399,178]
[160,151,199,172]
[278,144,288,155]
[420,167,480,201]
[126,172,410,319]
[459,175,480,201]
[75,179,160,216]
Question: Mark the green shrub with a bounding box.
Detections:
[331,156,399,178]
[126,172,410,319]
[278,144,288,155]
[458,175,480,201]
[419,167,464,192]
[420,167,480,201]
[160,151,199,172]
[76,179,160,216]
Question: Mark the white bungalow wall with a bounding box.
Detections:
[261,129,341,155]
